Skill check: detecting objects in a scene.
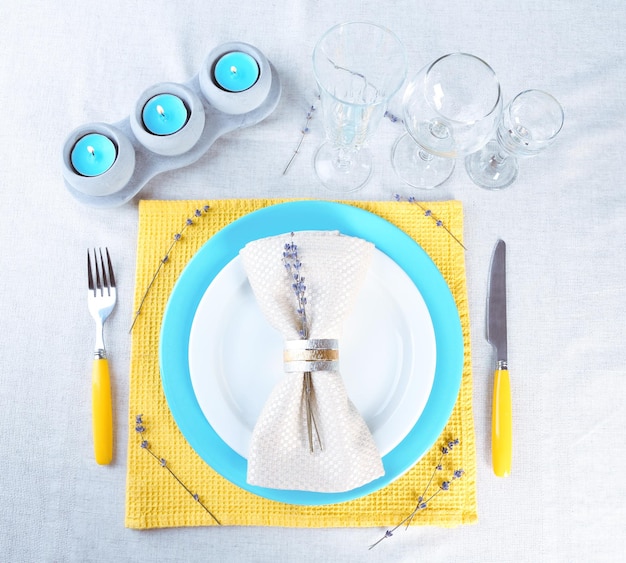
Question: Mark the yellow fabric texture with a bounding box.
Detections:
[125,198,477,529]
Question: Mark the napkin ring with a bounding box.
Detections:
[283,339,339,373]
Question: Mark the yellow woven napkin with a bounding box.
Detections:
[125,198,477,529]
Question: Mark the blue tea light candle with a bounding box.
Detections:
[71,133,117,176]
[63,123,136,198]
[142,93,189,135]
[214,51,259,92]
[200,42,272,115]
[131,83,205,156]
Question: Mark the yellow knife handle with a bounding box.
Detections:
[92,358,113,465]
[492,368,512,477]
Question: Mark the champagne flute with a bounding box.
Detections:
[392,53,502,189]
[312,22,407,192]
[465,89,564,190]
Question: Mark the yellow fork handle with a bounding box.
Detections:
[92,358,113,465]
[492,369,512,477]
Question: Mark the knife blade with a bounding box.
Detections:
[487,239,512,477]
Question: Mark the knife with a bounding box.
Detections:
[487,239,512,477]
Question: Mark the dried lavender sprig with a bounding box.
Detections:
[394,194,467,251]
[282,234,309,339]
[129,205,211,332]
[282,233,322,452]
[369,439,462,550]
[282,95,320,175]
[134,415,221,525]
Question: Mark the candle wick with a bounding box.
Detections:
[156,104,166,118]
[87,146,95,157]
[230,65,238,75]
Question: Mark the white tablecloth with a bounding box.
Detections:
[1,1,624,561]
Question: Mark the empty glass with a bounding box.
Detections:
[312,22,407,192]
[465,89,565,190]
[391,53,502,189]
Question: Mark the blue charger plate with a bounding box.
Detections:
[159,200,463,505]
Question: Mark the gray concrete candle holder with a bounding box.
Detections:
[62,41,281,208]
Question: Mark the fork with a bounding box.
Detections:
[87,248,117,465]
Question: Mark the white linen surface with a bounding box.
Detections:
[1,1,625,561]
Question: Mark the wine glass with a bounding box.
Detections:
[312,22,407,192]
[392,53,502,189]
[465,89,564,190]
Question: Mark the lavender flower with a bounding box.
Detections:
[130,204,211,332]
[283,94,320,175]
[282,233,321,453]
[282,235,309,338]
[369,438,463,549]
[384,110,404,125]
[393,195,467,251]
[134,414,221,525]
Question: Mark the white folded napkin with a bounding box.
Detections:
[239,230,384,492]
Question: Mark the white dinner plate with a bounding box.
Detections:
[188,246,436,459]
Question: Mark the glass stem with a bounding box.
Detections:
[418,149,434,162]
[489,149,510,169]
[333,147,355,171]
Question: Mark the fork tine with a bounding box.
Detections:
[99,248,107,286]
[98,248,109,296]
[105,248,116,288]
[88,250,95,293]
[94,248,103,296]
